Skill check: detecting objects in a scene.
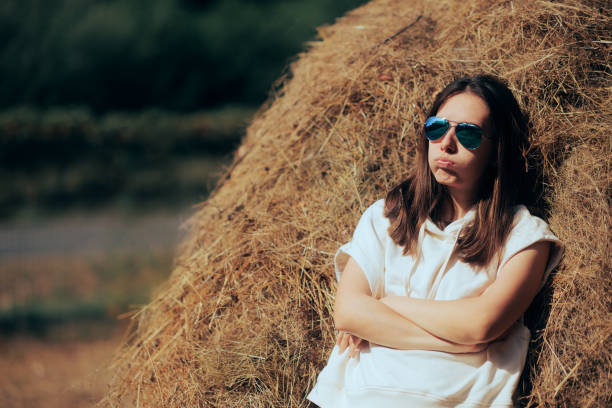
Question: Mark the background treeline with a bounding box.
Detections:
[0,0,366,218]
[0,0,366,112]
[0,106,252,218]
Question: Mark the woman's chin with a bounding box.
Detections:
[433,171,460,187]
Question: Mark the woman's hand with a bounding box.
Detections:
[337,331,368,358]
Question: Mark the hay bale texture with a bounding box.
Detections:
[104,0,610,406]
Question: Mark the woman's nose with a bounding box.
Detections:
[439,128,457,152]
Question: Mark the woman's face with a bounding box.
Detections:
[427,91,493,199]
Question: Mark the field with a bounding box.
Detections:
[0,209,187,407]
[0,322,124,407]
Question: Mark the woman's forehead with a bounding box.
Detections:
[437,92,489,127]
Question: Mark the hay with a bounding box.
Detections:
[103,0,611,406]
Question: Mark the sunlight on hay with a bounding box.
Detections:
[103,0,610,406]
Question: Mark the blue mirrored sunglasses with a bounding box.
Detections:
[424,116,484,150]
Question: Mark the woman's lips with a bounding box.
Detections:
[436,159,455,168]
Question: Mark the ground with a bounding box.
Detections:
[0,209,187,407]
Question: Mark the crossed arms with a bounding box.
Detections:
[334,241,551,356]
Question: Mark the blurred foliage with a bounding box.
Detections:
[0,0,367,112]
[0,106,254,218]
[0,0,373,335]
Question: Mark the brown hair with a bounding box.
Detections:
[384,74,530,266]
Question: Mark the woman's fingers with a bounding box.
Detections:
[336,330,345,347]
[349,335,364,358]
[338,331,368,358]
[337,331,349,354]
[348,335,355,357]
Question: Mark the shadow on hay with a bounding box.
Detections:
[518,275,557,407]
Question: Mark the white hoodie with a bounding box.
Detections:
[307,199,563,408]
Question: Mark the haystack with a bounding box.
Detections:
[104,0,611,406]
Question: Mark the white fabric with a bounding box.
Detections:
[307,199,564,408]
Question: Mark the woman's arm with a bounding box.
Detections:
[334,256,487,353]
[380,241,551,344]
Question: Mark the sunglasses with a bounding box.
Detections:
[424,116,484,150]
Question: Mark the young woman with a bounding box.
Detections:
[307,75,564,407]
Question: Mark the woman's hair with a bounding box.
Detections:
[384,74,530,266]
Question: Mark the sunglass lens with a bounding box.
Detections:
[455,124,482,149]
[425,117,448,141]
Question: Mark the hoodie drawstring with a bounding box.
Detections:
[404,220,463,299]
[427,232,459,298]
[404,221,426,296]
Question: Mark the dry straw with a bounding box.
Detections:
[103,0,611,406]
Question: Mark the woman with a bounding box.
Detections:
[307,74,564,407]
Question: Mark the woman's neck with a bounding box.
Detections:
[444,188,476,221]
